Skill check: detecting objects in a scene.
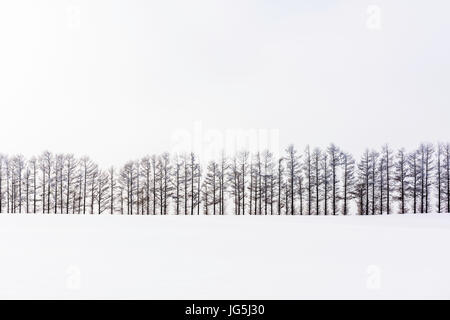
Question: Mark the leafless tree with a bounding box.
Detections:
[108,167,116,214]
[262,150,275,215]
[304,146,313,215]
[312,148,322,215]
[0,143,447,215]
[327,144,341,215]
[381,145,394,214]
[0,155,4,213]
[321,152,332,215]
[408,150,420,213]
[140,157,152,215]
[395,148,409,214]
[341,152,355,215]
[358,150,371,215]
[277,156,285,215]
[285,145,300,215]
[204,161,220,215]
[436,143,444,213]
[444,143,450,213]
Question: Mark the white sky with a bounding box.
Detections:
[0,0,449,167]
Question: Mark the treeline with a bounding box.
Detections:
[0,143,449,215]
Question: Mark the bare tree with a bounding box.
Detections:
[262,150,274,215]
[120,162,134,215]
[52,154,63,214]
[445,143,450,213]
[135,160,141,214]
[408,149,420,213]
[420,144,434,213]
[395,148,409,214]
[285,145,300,215]
[6,157,11,213]
[151,155,157,215]
[89,164,99,214]
[28,157,38,214]
[321,152,332,215]
[0,155,4,213]
[24,164,31,213]
[0,143,448,215]
[64,155,78,214]
[369,151,379,215]
[172,155,183,215]
[80,157,95,214]
[182,154,189,215]
[312,148,322,215]
[341,152,355,215]
[140,157,152,215]
[237,151,249,215]
[38,151,53,214]
[12,155,25,213]
[327,144,341,215]
[358,150,371,215]
[277,156,285,215]
[228,156,241,215]
[189,153,199,216]
[204,161,220,215]
[108,167,116,214]
[304,146,313,215]
[155,153,172,215]
[436,143,444,213]
[96,170,109,214]
[381,145,394,214]
[219,153,228,215]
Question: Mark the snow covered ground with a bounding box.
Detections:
[0,213,449,299]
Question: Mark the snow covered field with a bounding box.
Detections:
[0,214,449,299]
